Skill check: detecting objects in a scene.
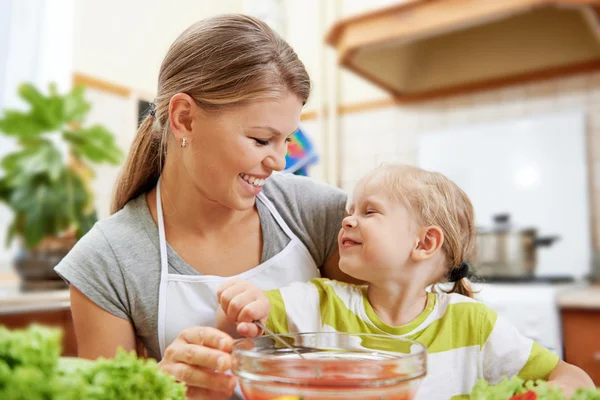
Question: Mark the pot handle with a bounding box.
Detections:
[534,235,561,247]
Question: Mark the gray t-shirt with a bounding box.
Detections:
[55,173,347,360]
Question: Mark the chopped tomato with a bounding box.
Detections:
[509,391,537,400]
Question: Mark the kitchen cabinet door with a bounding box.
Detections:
[562,309,600,385]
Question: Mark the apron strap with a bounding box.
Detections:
[257,191,298,241]
[156,177,169,356]
[156,178,170,278]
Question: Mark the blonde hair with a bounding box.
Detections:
[111,14,310,213]
[365,164,478,298]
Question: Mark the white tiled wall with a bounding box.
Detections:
[338,72,600,249]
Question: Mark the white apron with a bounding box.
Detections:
[156,179,320,357]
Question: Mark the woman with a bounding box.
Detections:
[55,14,352,399]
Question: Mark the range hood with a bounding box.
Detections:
[326,0,600,102]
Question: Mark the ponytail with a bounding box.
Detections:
[445,278,476,298]
[442,262,477,298]
[110,116,165,213]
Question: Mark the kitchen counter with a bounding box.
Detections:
[0,272,70,314]
[557,284,600,309]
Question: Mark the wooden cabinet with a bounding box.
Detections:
[326,1,600,102]
[562,309,600,386]
[0,307,77,357]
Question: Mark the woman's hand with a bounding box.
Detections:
[547,360,595,399]
[158,327,237,400]
[217,279,270,338]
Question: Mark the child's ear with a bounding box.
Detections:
[411,226,444,262]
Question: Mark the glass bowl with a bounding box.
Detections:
[232,332,427,400]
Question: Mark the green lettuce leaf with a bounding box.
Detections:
[0,325,186,399]
[471,376,600,400]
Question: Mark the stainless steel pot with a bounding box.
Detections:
[476,214,560,277]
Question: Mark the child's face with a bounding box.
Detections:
[337,174,420,283]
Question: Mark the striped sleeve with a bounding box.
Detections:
[265,280,322,334]
[265,289,290,334]
[480,306,559,383]
[517,342,560,381]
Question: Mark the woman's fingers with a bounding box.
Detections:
[159,326,239,399]
[179,326,233,353]
[168,342,231,372]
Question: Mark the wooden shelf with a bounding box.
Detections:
[326,0,600,102]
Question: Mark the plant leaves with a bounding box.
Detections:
[18,83,64,131]
[17,186,46,248]
[0,83,91,138]
[0,110,48,137]
[62,125,123,165]
[5,213,24,248]
[74,210,97,240]
[63,85,91,123]
[0,177,9,203]
[0,82,122,248]
[1,143,64,183]
[3,169,91,248]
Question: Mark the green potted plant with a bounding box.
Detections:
[0,83,123,289]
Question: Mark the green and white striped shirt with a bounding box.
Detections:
[265,278,559,400]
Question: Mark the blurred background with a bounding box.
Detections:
[1,0,600,385]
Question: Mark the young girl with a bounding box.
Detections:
[217,164,594,399]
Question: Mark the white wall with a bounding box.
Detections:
[283,0,323,111]
[74,0,244,95]
[1,0,74,111]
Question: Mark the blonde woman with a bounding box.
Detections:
[218,164,595,399]
[55,14,352,399]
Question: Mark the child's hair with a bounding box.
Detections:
[111,14,310,213]
[366,164,478,298]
